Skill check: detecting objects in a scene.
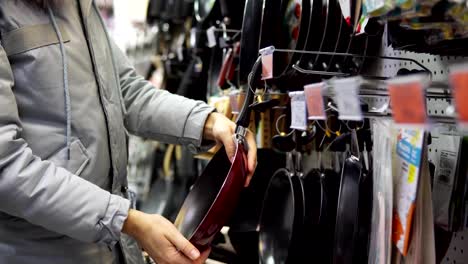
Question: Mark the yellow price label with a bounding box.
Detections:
[410,131,421,145]
[408,164,417,183]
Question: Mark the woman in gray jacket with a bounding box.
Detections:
[0,0,257,263]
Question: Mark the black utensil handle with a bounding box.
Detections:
[236,56,262,129]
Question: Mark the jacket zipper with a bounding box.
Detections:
[76,1,116,191]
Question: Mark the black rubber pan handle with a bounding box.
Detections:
[236,56,262,129]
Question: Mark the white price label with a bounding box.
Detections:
[289,91,308,131]
[206,26,217,48]
[332,77,363,121]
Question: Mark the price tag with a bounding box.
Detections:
[206,26,217,48]
[332,77,363,121]
[388,75,428,126]
[304,82,326,120]
[450,64,468,127]
[260,46,275,80]
[289,91,308,131]
[229,91,245,115]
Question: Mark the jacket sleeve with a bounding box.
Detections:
[0,45,129,246]
[110,40,215,151]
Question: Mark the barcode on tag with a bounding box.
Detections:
[289,91,308,131]
[437,150,457,186]
[206,26,217,48]
[332,77,363,121]
[304,82,326,120]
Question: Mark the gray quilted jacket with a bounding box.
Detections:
[0,0,213,263]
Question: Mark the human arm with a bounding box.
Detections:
[0,45,129,245]
[111,40,215,152]
[110,41,257,183]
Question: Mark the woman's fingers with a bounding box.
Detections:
[195,248,212,264]
[165,224,200,260]
[245,130,257,187]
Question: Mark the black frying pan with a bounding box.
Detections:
[313,0,343,74]
[268,0,313,89]
[325,1,353,73]
[333,130,363,264]
[302,168,341,262]
[238,0,264,86]
[258,151,305,264]
[297,0,328,71]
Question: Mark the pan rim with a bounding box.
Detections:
[185,142,247,241]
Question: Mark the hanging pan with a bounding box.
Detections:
[258,150,306,264]
[259,128,321,263]
[333,129,363,264]
[265,0,314,90]
[238,0,264,86]
[296,0,331,72]
[325,0,353,74]
[175,57,262,251]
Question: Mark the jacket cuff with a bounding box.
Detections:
[96,194,131,246]
[180,104,216,154]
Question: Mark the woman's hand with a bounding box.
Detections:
[122,210,210,264]
[203,112,257,187]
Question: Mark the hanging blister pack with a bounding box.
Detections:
[430,135,462,231]
[405,139,436,264]
[332,77,364,121]
[289,91,308,131]
[368,119,396,264]
[392,128,425,256]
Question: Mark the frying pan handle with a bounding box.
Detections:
[217,43,240,89]
[227,42,241,82]
[235,56,262,130]
[217,48,234,89]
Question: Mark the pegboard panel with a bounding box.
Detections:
[361,95,454,118]
[441,230,468,264]
[364,25,468,83]
[376,47,467,82]
[427,97,453,118]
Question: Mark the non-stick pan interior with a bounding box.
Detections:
[259,169,295,263]
[176,146,232,239]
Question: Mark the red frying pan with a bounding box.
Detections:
[175,57,262,251]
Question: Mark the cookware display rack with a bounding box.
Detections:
[258,23,468,263]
